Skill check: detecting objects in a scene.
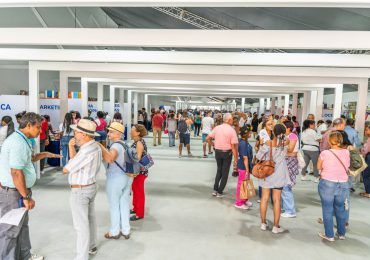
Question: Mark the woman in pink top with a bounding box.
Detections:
[317,131,350,242]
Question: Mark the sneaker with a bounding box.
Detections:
[257,199,261,203]
[301,175,308,181]
[216,193,224,198]
[212,191,217,196]
[281,212,296,218]
[203,154,208,158]
[88,247,98,255]
[260,223,268,231]
[234,204,250,210]
[318,232,335,242]
[29,254,44,260]
[153,144,157,147]
[314,177,320,183]
[272,226,285,234]
[188,153,193,157]
[335,232,346,240]
[350,188,355,193]
[178,154,182,158]
[245,201,253,207]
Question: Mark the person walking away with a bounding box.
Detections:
[201,111,214,158]
[0,116,15,150]
[194,112,202,137]
[206,113,238,197]
[142,108,148,130]
[360,121,370,199]
[130,124,149,221]
[0,112,61,260]
[300,120,321,182]
[95,111,107,147]
[177,112,193,158]
[99,122,132,239]
[59,113,74,166]
[152,110,164,146]
[281,121,299,218]
[137,111,144,125]
[39,116,49,174]
[63,119,102,259]
[251,113,259,139]
[167,113,177,147]
[317,131,350,242]
[234,125,254,210]
[256,124,290,234]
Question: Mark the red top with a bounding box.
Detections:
[152,114,164,129]
[40,119,49,140]
[95,118,107,131]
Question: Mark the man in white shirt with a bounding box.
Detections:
[201,111,215,158]
[63,119,102,260]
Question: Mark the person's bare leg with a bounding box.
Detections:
[208,143,213,153]
[203,142,206,156]
[260,188,270,224]
[179,144,183,156]
[186,144,191,154]
[272,189,282,227]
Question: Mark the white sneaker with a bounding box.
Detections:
[301,175,308,181]
[29,254,44,260]
[280,212,296,218]
[336,232,346,240]
[234,204,250,210]
[212,191,217,196]
[216,193,224,198]
[260,223,268,231]
[257,199,261,203]
[318,232,335,242]
[245,201,253,207]
[272,226,285,234]
[314,177,320,183]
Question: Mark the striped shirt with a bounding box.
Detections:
[65,140,102,185]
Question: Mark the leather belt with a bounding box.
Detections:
[70,183,96,189]
[0,183,30,192]
[215,149,232,153]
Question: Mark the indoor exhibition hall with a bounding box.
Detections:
[0,1,370,260]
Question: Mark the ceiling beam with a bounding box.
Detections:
[2,28,370,50]
[0,1,369,8]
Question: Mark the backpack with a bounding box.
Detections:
[178,119,188,134]
[113,141,141,175]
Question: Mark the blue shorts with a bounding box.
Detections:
[202,133,209,143]
[95,130,107,142]
[179,133,190,145]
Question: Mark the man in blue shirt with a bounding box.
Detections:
[344,118,361,148]
[0,112,61,260]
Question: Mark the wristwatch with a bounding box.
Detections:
[22,191,32,200]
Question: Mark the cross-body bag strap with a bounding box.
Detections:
[269,140,273,161]
[328,149,348,174]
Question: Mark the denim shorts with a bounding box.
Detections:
[179,133,190,145]
[202,133,208,143]
[95,131,107,142]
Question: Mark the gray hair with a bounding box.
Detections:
[332,118,345,127]
[19,112,43,129]
[223,113,232,122]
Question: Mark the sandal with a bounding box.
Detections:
[130,216,144,221]
[360,192,370,198]
[120,232,131,240]
[104,232,120,240]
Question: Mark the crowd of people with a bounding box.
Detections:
[0,105,370,259]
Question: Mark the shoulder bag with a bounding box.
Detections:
[251,141,275,179]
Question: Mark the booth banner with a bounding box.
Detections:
[322,109,333,120]
[0,95,28,128]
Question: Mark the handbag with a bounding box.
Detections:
[240,179,256,200]
[139,153,154,171]
[349,153,368,177]
[349,149,363,171]
[164,129,169,134]
[251,141,275,179]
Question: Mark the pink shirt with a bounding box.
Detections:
[208,123,238,150]
[320,149,350,182]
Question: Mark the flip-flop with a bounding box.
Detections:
[104,232,120,240]
[360,192,370,198]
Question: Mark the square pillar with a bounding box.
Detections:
[333,85,343,119]
[81,78,88,117]
[355,79,368,141]
[309,90,318,119]
[259,98,265,116]
[109,85,115,117]
[144,94,149,112]
[127,90,132,141]
[97,82,104,111]
[241,97,245,112]
[59,71,68,121]
[302,92,309,125]
[119,88,125,115]
[266,98,271,110]
[133,92,138,124]
[277,96,282,109]
[271,98,276,114]
[292,93,298,116]
[316,88,324,120]
[284,94,289,115]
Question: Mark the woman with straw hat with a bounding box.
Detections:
[99,122,132,240]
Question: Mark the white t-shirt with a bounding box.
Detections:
[259,129,271,144]
[59,123,74,136]
[239,117,246,128]
[301,128,320,151]
[317,123,328,136]
[201,117,214,134]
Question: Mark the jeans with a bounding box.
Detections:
[281,185,296,215]
[153,128,162,145]
[235,169,249,206]
[106,172,133,236]
[301,150,320,177]
[70,185,97,260]
[40,139,46,171]
[168,131,176,147]
[214,150,233,194]
[0,188,31,260]
[362,153,370,193]
[318,179,349,238]
[194,123,201,137]
[132,174,147,218]
[61,136,73,166]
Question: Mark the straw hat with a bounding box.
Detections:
[107,122,125,134]
[70,119,100,136]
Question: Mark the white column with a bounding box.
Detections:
[302,92,309,125]
[59,71,68,121]
[284,94,289,115]
[309,90,318,118]
[333,85,343,119]
[292,93,298,116]
[28,62,40,178]
[118,88,124,115]
[266,98,271,110]
[133,92,138,124]
[316,88,324,120]
[259,98,265,116]
[81,78,88,117]
[277,96,282,109]
[97,82,104,111]
[127,90,132,141]
[271,98,276,114]
[355,79,368,141]
[109,85,115,117]
[144,94,149,112]
[241,97,245,112]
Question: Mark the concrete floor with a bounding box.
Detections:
[30,136,370,260]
